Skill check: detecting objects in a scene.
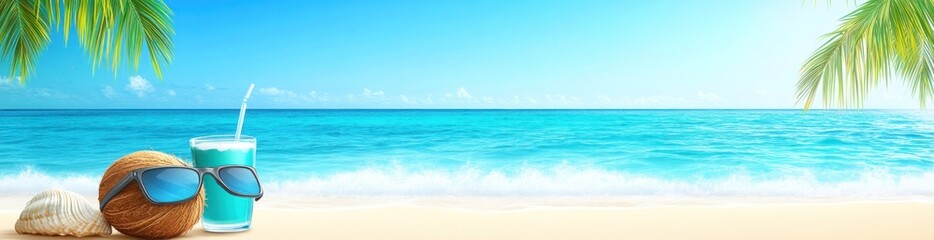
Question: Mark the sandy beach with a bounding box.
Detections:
[2,198,933,240]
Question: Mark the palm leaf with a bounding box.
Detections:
[65,0,173,78]
[0,0,50,84]
[797,0,934,110]
[117,0,173,78]
[0,0,172,84]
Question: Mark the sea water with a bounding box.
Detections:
[191,139,255,232]
[2,109,934,201]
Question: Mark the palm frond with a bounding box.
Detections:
[116,0,173,78]
[0,0,50,84]
[899,43,934,108]
[797,0,934,110]
[65,0,173,78]
[0,0,173,84]
[66,0,116,73]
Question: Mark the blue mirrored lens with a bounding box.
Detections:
[140,168,200,203]
[218,167,261,196]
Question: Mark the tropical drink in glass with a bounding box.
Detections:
[191,135,256,232]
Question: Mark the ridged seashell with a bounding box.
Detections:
[15,189,112,237]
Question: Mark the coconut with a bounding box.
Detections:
[98,151,204,239]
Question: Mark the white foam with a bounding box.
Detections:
[4,166,934,202]
[192,141,255,151]
[0,167,100,196]
[262,165,934,199]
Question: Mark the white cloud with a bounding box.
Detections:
[546,94,568,103]
[400,94,413,103]
[438,87,476,103]
[621,96,691,106]
[166,89,176,96]
[0,76,70,99]
[456,87,472,99]
[101,86,117,98]
[205,84,216,91]
[0,76,21,85]
[529,98,539,104]
[482,96,494,104]
[696,91,723,101]
[598,95,612,102]
[304,92,326,101]
[259,87,297,97]
[259,87,326,102]
[126,75,154,97]
[513,96,520,104]
[362,88,385,98]
[0,80,21,91]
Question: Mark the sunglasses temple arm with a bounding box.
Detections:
[99,174,137,211]
[254,171,262,202]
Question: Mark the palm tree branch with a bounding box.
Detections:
[2,0,173,84]
[797,0,934,110]
[0,0,50,84]
[119,0,173,78]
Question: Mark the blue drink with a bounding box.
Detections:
[190,135,256,232]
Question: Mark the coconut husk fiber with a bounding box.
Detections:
[98,151,204,239]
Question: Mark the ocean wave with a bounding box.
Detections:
[4,166,934,200]
[0,167,101,196]
[263,165,934,199]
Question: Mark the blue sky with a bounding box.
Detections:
[0,0,918,109]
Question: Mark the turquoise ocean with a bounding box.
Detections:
[2,109,934,199]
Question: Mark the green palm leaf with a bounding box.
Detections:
[0,0,172,84]
[0,0,50,84]
[797,0,934,110]
[117,0,174,78]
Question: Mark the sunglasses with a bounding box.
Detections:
[100,165,263,210]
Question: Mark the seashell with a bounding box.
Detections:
[15,189,112,237]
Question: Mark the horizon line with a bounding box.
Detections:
[0,108,925,111]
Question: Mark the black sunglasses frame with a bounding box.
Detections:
[100,165,263,210]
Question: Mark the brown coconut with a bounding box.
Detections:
[98,151,204,239]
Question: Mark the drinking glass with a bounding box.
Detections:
[190,135,256,232]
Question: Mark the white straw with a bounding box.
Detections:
[235,83,255,141]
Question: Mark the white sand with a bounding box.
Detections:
[1,196,933,239]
